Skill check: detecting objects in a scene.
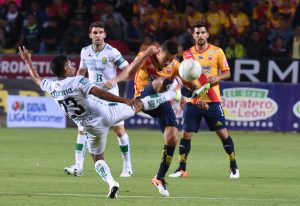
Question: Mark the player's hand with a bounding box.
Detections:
[144,45,158,56]
[18,46,32,63]
[180,97,186,110]
[207,76,220,85]
[125,99,143,112]
[196,100,209,110]
[103,79,117,89]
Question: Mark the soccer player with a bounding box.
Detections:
[64,21,133,178]
[127,39,181,197]
[18,46,181,199]
[169,22,240,179]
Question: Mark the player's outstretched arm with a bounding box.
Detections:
[18,46,43,86]
[89,86,142,111]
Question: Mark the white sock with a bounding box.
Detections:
[95,160,115,187]
[75,133,87,169]
[117,133,131,168]
[141,90,176,110]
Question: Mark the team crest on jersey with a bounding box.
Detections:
[208,55,212,60]
[198,56,203,59]
[102,57,108,64]
[165,67,172,74]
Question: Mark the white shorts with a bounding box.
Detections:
[83,103,135,155]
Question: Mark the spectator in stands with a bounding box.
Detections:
[3,1,23,53]
[268,15,293,47]
[26,1,48,28]
[157,9,180,42]
[40,17,61,54]
[125,15,145,53]
[142,3,160,33]
[18,13,41,53]
[226,1,250,40]
[268,36,288,57]
[246,30,268,58]
[252,0,270,25]
[205,0,229,38]
[267,6,281,30]
[225,36,245,58]
[105,14,124,41]
[46,0,70,35]
[62,15,88,54]
[292,3,300,28]
[70,0,92,21]
[183,2,205,29]
[100,2,128,35]
[287,25,300,59]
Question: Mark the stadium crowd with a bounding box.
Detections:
[0,0,299,59]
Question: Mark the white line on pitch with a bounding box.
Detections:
[0,192,299,202]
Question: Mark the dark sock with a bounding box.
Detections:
[222,136,238,171]
[178,138,191,171]
[157,144,175,179]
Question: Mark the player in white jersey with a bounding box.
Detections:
[65,21,133,178]
[18,46,181,199]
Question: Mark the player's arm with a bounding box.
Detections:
[207,70,230,85]
[76,53,87,76]
[76,67,87,76]
[89,86,142,111]
[128,45,158,75]
[18,46,43,86]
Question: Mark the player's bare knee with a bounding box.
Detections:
[91,153,104,163]
[216,128,228,140]
[113,125,125,137]
[182,130,193,140]
[152,78,164,92]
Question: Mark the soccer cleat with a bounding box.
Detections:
[169,169,189,178]
[64,164,83,177]
[230,169,240,179]
[191,83,210,98]
[120,166,133,177]
[151,176,169,197]
[107,181,120,199]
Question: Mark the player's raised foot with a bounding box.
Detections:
[169,169,189,178]
[64,164,83,177]
[107,181,120,199]
[120,166,133,177]
[230,168,240,179]
[191,83,210,98]
[151,176,169,197]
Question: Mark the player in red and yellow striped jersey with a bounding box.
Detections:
[130,39,182,196]
[169,22,239,179]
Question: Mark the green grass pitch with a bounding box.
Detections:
[0,128,299,206]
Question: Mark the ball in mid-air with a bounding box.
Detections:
[179,59,202,81]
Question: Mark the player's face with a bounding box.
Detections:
[65,60,76,76]
[156,50,177,67]
[89,27,106,46]
[193,27,209,46]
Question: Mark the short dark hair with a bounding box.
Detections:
[191,21,208,33]
[50,55,68,78]
[89,21,105,33]
[161,39,178,55]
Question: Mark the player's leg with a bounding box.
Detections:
[216,128,239,178]
[64,127,87,177]
[112,123,133,177]
[86,126,119,199]
[169,103,202,178]
[205,103,239,178]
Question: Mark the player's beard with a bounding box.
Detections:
[197,39,206,47]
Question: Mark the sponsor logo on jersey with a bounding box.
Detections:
[198,56,203,59]
[102,57,107,64]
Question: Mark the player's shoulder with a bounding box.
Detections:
[209,44,223,52]
[80,45,92,55]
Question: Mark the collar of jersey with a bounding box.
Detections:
[91,44,106,57]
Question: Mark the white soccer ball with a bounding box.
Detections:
[179,59,202,81]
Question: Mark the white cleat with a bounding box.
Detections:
[151,176,169,197]
[169,170,189,178]
[191,83,210,98]
[107,181,120,199]
[230,169,240,179]
[64,164,83,177]
[120,166,133,177]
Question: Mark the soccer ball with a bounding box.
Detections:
[179,59,202,81]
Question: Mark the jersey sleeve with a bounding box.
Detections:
[40,79,53,93]
[77,76,95,96]
[79,49,88,69]
[218,48,230,72]
[111,48,129,70]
